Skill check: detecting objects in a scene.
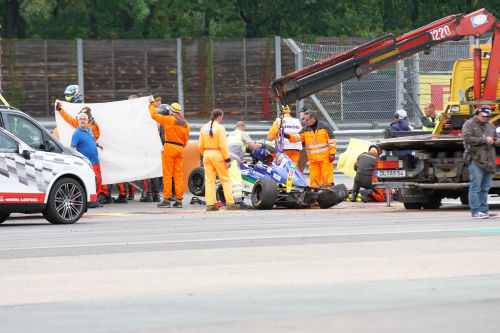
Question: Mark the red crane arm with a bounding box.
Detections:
[272,8,500,106]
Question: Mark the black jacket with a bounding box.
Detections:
[463,116,497,172]
[354,151,379,186]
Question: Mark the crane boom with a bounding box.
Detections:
[272,8,500,107]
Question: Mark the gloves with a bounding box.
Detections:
[56,101,62,111]
[283,133,291,139]
[329,154,335,162]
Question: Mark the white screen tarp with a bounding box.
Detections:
[55,97,163,184]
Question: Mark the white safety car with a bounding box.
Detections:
[0,127,97,224]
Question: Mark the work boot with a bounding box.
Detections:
[99,194,113,204]
[88,201,102,208]
[360,189,373,203]
[113,195,128,204]
[350,191,359,202]
[206,205,219,211]
[140,192,153,202]
[172,199,183,208]
[157,200,171,208]
[225,203,240,210]
[127,193,134,200]
[152,193,161,202]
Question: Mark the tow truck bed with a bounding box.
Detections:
[376,134,464,151]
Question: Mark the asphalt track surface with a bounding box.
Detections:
[2,179,500,332]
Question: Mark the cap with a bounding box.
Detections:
[152,95,162,102]
[476,105,493,117]
[169,102,182,114]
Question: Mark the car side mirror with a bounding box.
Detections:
[21,150,31,160]
[45,140,56,152]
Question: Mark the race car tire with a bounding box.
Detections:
[188,167,205,196]
[43,177,86,224]
[0,212,10,223]
[251,177,277,210]
[318,183,349,209]
[216,183,226,204]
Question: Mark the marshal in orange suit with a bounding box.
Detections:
[149,97,190,209]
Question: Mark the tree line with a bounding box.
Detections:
[1,0,498,40]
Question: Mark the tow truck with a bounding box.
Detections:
[272,8,500,209]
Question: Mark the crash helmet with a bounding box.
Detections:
[80,106,92,119]
[157,104,169,115]
[475,105,493,117]
[394,109,408,120]
[253,148,267,160]
[64,85,82,103]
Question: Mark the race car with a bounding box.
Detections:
[188,145,348,209]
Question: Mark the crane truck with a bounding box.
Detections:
[271,8,500,209]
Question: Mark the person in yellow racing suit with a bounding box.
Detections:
[198,109,240,211]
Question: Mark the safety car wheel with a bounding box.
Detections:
[403,202,422,209]
[251,178,277,210]
[43,177,86,224]
[0,212,10,223]
[216,183,226,204]
[188,167,205,196]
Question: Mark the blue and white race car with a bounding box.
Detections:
[188,145,348,209]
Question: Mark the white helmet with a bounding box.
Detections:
[395,109,408,119]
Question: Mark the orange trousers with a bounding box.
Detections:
[309,159,334,187]
[92,163,103,196]
[203,151,234,206]
[284,150,300,164]
[162,144,184,200]
[370,188,386,202]
[101,183,125,196]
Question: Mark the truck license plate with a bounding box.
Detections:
[375,169,406,178]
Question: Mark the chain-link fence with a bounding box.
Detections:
[295,37,489,130]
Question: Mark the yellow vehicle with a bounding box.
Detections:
[433,57,500,135]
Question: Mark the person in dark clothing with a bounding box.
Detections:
[390,109,411,131]
[463,105,498,219]
[389,109,412,156]
[351,145,385,202]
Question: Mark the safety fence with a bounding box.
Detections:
[2,35,490,128]
[294,36,491,130]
